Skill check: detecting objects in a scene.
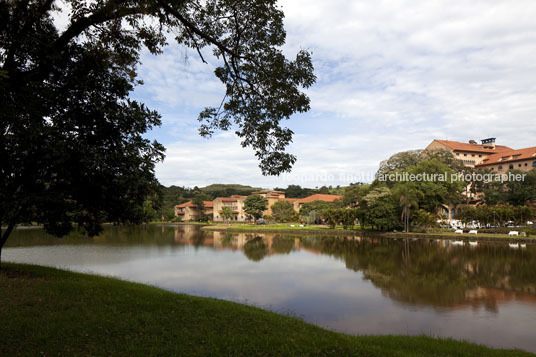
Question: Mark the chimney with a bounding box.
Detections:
[481,138,496,149]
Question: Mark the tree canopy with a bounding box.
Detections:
[244,194,268,221]
[0,0,315,260]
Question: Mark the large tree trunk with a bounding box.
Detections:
[0,223,15,270]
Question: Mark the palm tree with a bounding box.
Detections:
[395,183,421,232]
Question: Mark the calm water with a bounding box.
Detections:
[4,224,536,353]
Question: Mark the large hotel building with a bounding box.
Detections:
[426,138,536,220]
[425,138,536,172]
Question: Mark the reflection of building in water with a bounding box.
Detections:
[460,287,536,312]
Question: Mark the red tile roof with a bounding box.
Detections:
[215,197,242,202]
[477,147,536,166]
[295,194,343,204]
[434,140,512,153]
[175,201,213,208]
[280,198,298,202]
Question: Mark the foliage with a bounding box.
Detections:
[376,150,423,177]
[273,185,321,198]
[413,209,437,228]
[270,200,295,222]
[393,182,421,232]
[299,200,340,218]
[361,186,399,231]
[457,204,536,227]
[0,0,315,262]
[342,184,370,207]
[406,158,465,212]
[219,207,235,223]
[479,170,536,205]
[244,195,268,221]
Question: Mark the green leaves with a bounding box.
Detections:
[244,194,268,220]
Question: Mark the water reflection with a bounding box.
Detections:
[4,225,536,352]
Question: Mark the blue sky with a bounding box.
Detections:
[130,0,536,188]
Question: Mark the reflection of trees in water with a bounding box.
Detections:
[6,224,181,247]
[301,236,536,309]
[243,237,268,262]
[271,236,294,254]
[220,233,235,247]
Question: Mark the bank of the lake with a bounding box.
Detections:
[1,263,532,356]
[201,224,536,242]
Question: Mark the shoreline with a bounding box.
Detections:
[201,225,536,243]
[1,263,532,356]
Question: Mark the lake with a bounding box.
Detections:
[4,224,536,353]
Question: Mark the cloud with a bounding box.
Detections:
[133,0,536,187]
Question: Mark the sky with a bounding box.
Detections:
[130,0,536,189]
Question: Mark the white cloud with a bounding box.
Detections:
[135,0,536,187]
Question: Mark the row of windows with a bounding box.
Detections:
[491,161,536,171]
[456,152,483,158]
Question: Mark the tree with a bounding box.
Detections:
[244,195,268,221]
[0,0,315,265]
[219,206,234,224]
[413,209,437,229]
[376,150,423,178]
[406,158,465,213]
[393,183,421,232]
[362,186,399,231]
[192,193,211,221]
[342,184,370,207]
[270,200,295,222]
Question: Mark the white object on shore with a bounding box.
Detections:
[508,231,519,236]
[290,224,295,227]
[469,230,478,235]
[454,229,463,234]
[299,224,304,227]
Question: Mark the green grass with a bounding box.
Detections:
[1,263,532,356]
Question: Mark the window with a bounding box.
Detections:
[471,154,475,157]
[519,164,522,167]
[533,161,536,167]
[490,167,494,170]
[525,163,528,166]
[479,155,482,157]
[464,154,467,157]
[498,165,503,171]
[456,153,460,156]
[509,164,514,169]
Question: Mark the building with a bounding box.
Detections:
[211,192,343,222]
[174,201,214,221]
[476,147,536,172]
[425,138,512,167]
[426,137,536,172]
[213,195,248,221]
[425,138,536,221]
[293,194,343,212]
[251,190,298,216]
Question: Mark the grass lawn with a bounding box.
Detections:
[1,263,532,356]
